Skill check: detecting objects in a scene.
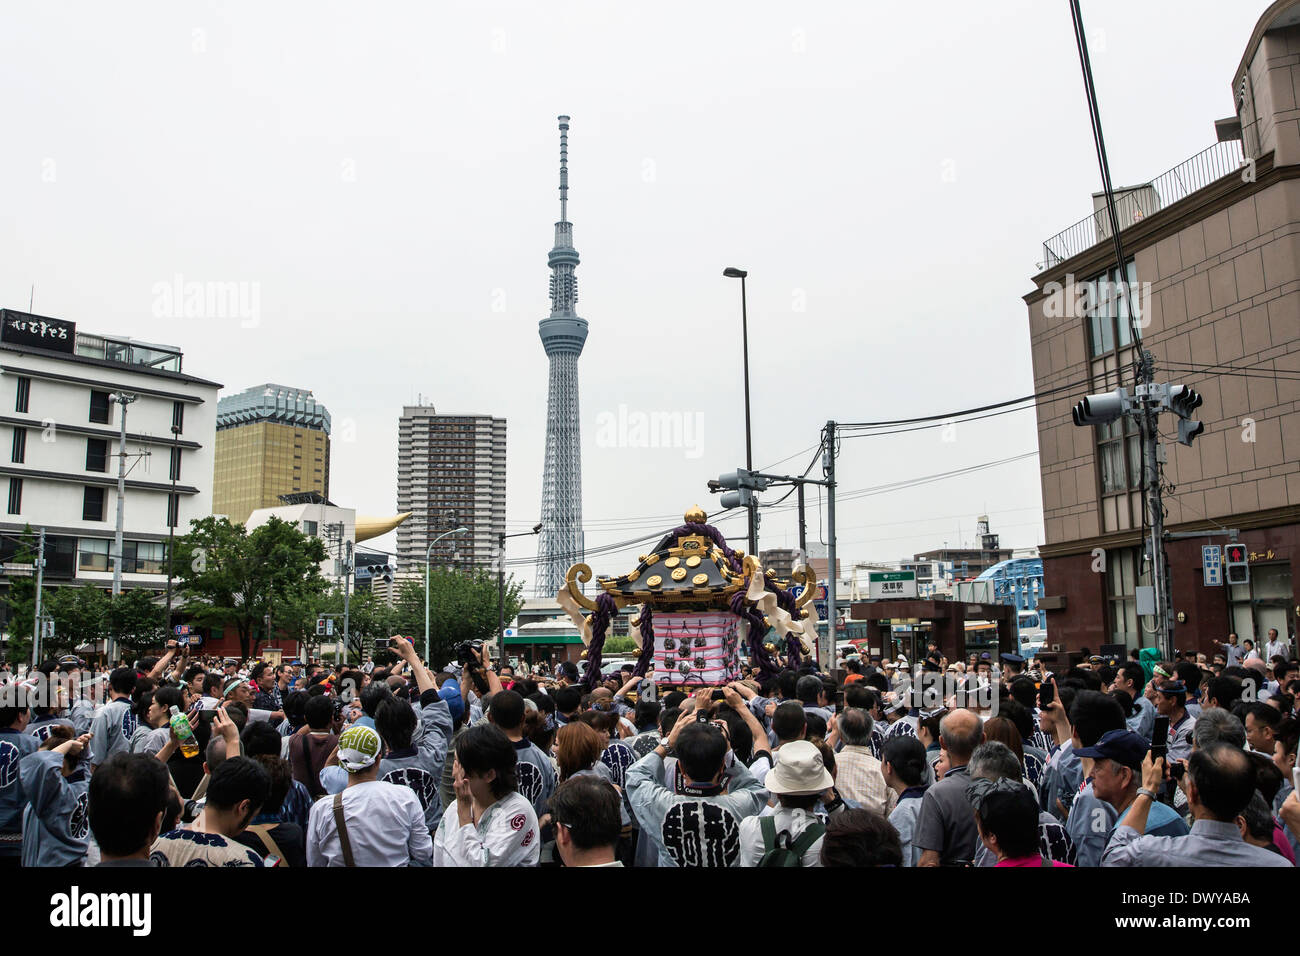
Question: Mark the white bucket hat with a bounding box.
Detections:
[765,740,833,796]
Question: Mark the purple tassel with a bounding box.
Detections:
[583,592,619,690]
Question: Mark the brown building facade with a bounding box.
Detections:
[1024,2,1300,656]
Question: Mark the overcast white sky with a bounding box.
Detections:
[0,1,1266,586]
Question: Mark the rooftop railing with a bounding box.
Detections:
[1040,139,1246,270]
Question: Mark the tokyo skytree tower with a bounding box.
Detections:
[535,115,587,598]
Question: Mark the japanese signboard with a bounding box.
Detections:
[0,311,75,354]
[869,571,917,599]
[1202,545,1222,587]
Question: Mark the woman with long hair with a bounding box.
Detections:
[554,722,613,784]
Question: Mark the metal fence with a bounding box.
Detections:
[1040,139,1246,270]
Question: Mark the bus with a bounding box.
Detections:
[1017,609,1046,657]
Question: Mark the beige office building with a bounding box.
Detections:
[1024,1,1300,655]
[213,384,331,525]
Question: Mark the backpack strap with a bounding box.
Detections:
[332,792,356,867]
[759,816,778,855]
[788,823,826,860]
[246,823,289,866]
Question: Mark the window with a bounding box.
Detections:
[302,520,318,537]
[89,390,111,424]
[11,428,25,464]
[15,377,30,413]
[1097,417,1142,494]
[171,401,184,434]
[169,446,181,481]
[7,477,21,515]
[85,438,108,473]
[1227,562,1293,645]
[121,541,165,574]
[83,486,106,522]
[78,538,110,571]
[166,493,179,529]
[1083,259,1146,533]
[1105,547,1143,648]
[1086,261,1142,358]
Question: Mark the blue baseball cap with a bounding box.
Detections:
[1073,729,1149,768]
[439,681,465,720]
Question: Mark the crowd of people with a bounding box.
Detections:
[1,626,1297,868]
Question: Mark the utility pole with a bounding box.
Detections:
[342,540,353,664]
[1072,372,1203,661]
[31,527,45,667]
[164,424,181,634]
[823,420,837,669]
[497,523,542,661]
[109,393,137,598]
[1137,354,1172,658]
[797,482,807,556]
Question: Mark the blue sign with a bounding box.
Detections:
[1202,545,1222,587]
[173,625,190,636]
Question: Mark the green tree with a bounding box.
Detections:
[276,587,340,661]
[42,586,109,657]
[391,566,525,669]
[2,525,39,664]
[106,588,165,655]
[343,588,397,664]
[172,515,330,660]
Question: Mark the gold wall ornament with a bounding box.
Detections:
[684,504,707,524]
[692,572,709,585]
[646,575,663,588]
[791,566,818,611]
[644,554,660,566]
[685,555,701,568]
[664,556,681,568]
[626,569,641,582]
[671,567,687,581]
[562,564,599,612]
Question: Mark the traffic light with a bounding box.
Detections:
[1167,385,1204,446]
[1071,387,1131,427]
[316,618,327,636]
[1224,543,1249,585]
[364,564,394,584]
[710,468,769,511]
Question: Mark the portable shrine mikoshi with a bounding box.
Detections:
[556,505,822,690]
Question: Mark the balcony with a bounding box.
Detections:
[1039,140,1246,271]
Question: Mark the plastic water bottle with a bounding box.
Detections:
[169,705,199,759]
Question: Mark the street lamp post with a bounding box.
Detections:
[107,392,137,664]
[425,526,468,665]
[723,267,757,557]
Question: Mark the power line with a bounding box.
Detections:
[836,373,1094,432]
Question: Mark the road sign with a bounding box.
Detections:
[1202,545,1222,587]
[868,571,917,599]
[326,618,335,637]
[173,624,191,636]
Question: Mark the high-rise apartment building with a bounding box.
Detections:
[213,384,331,525]
[396,405,506,573]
